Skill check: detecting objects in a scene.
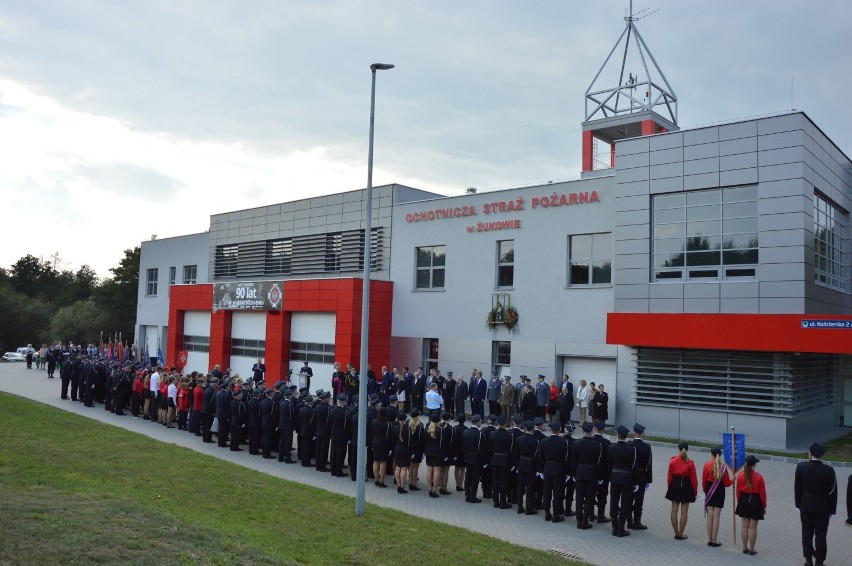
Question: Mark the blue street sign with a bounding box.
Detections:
[722,432,746,471]
[801,319,852,329]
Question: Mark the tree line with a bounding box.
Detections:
[0,248,139,352]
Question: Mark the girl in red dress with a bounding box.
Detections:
[702,447,732,547]
[666,441,698,540]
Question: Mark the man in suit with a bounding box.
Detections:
[410,368,426,412]
[454,373,469,416]
[471,370,487,417]
[794,442,837,566]
[487,371,502,416]
[442,370,456,412]
[300,361,313,391]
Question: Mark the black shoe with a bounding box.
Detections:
[589,514,597,521]
[408,484,420,491]
[632,523,648,530]
[597,517,611,523]
[544,513,552,521]
[456,486,465,492]
[283,459,296,464]
[525,510,538,516]
[317,467,330,472]
[578,523,592,530]
[517,507,525,514]
[616,531,630,537]
[493,502,500,508]
[552,516,564,523]
[439,489,450,495]
[262,455,274,459]
[566,510,576,517]
[500,504,512,510]
[469,497,481,503]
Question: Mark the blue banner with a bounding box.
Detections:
[722,432,746,471]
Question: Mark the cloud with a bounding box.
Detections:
[73,163,183,201]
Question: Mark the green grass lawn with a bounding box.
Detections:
[0,393,582,565]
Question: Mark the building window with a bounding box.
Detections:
[265,239,292,275]
[423,338,439,372]
[652,186,758,281]
[182,265,197,284]
[492,340,511,370]
[230,338,266,358]
[325,233,342,272]
[215,244,238,278]
[415,246,446,289]
[169,266,176,286]
[635,348,838,417]
[496,240,514,288]
[569,233,612,285]
[182,335,209,353]
[146,268,158,296]
[814,192,848,292]
[289,342,335,364]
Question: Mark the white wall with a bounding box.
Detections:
[289,312,337,393]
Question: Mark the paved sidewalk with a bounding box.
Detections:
[2,364,849,566]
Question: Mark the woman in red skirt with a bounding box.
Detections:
[666,441,698,540]
[703,447,732,547]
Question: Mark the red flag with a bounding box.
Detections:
[176,350,189,370]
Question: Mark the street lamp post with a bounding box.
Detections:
[356,62,394,517]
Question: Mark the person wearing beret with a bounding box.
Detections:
[795,442,837,566]
[607,425,636,537]
[736,454,766,556]
[666,441,698,540]
[702,447,732,547]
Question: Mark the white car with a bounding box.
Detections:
[2,352,26,362]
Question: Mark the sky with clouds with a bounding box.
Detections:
[1,0,850,277]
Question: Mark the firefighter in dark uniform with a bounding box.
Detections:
[608,425,637,537]
[313,391,332,472]
[480,414,498,499]
[531,417,547,510]
[347,401,360,481]
[488,416,513,509]
[513,420,540,515]
[628,423,652,530]
[259,388,276,458]
[507,416,525,504]
[298,395,315,466]
[563,423,577,517]
[462,415,486,503]
[538,421,570,522]
[247,388,262,455]
[794,442,838,566]
[215,380,232,448]
[592,420,611,523]
[277,388,296,463]
[572,421,602,529]
[201,378,218,443]
[229,388,246,451]
[329,394,349,476]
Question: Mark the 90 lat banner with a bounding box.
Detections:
[213,281,283,311]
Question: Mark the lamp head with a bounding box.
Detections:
[370,63,395,71]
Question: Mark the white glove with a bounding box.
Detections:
[511,466,516,472]
[633,485,639,493]
[645,483,651,490]
[483,464,488,469]
[537,473,544,479]
[597,480,603,485]
[565,475,572,483]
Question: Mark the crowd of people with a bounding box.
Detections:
[47,355,849,566]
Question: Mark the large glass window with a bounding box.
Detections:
[652,186,758,281]
[182,265,197,284]
[231,338,266,358]
[814,192,848,292]
[497,240,514,288]
[182,335,209,353]
[290,341,335,364]
[146,268,158,296]
[415,246,446,289]
[569,233,612,285]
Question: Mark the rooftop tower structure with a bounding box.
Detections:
[581,1,679,175]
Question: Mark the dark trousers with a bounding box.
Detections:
[564,478,576,512]
[178,410,188,429]
[464,464,482,500]
[800,512,829,562]
[278,428,293,461]
[261,426,274,457]
[491,465,510,506]
[131,392,142,417]
[230,425,243,450]
[517,471,535,510]
[330,440,346,475]
[632,485,646,524]
[609,479,633,532]
[249,426,261,454]
[543,474,565,516]
[455,399,466,416]
[575,479,596,524]
[536,406,546,418]
[61,378,70,399]
[470,399,483,416]
[488,401,500,416]
[299,436,315,466]
[188,409,200,433]
[348,443,358,480]
[596,480,609,517]
[202,413,214,442]
[70,377,79,401]
[315,436,330,469]
[481,463,493,497]
[218,420,231,447]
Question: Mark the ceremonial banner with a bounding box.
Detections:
[213,281,283,311]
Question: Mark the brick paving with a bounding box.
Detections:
[2,363,850,566]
